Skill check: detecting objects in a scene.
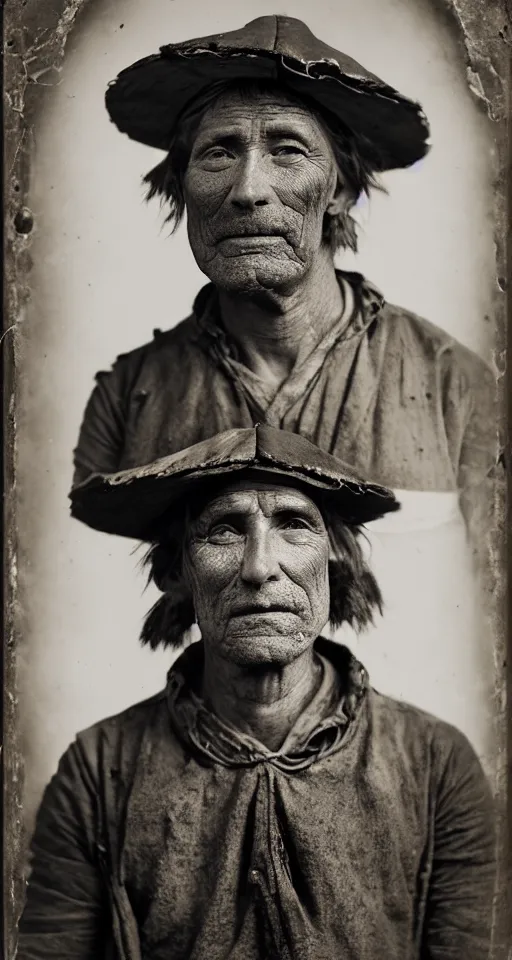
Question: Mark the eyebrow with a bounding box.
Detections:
[194,123,316,150]
[194,500,255,524]
[202,510,248,525]
[197,495,322,522]
[263,124,314,145]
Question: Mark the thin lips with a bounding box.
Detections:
[231,603,295,617]
[217,228,288,241]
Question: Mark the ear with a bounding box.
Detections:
[325,174,353,217]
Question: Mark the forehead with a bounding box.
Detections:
[195,481,324,518]
[195,87,330,140]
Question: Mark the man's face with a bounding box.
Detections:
[183,89,346,295]
[184,482,330,666]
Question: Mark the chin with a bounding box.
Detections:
[218,631,313,668]
[205,255,306,295]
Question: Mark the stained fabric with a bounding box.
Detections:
[71,272,497,563]
[18,639,496,960]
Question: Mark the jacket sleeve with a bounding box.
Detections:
[423,730,497,959]
[17,741,108,960]
[72,362,129,487]
[455,357,500,579]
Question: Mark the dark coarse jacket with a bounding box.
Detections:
[71,273,497,557]
[18,640,496,960]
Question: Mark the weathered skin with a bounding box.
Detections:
[183,481,331,750]
[184,89,349,389]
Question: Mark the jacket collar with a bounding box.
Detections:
[165,638,368,772]
[192,270,385,349]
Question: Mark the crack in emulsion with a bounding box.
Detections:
[445,0,509,118]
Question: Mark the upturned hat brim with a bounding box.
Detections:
[105,15,430,172]
[70,425,400,541]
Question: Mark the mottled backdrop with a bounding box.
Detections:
[3,0,509,954]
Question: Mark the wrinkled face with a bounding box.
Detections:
[183,88,348,294]
[185,482,331,666]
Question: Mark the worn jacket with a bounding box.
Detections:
[18,639,496,960]
[71,272,496,546]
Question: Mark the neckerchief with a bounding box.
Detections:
[166,638,368,773]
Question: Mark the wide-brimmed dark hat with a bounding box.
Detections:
[70,425,400,540]
[105,14,430,172]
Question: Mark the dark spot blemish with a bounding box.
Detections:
[14,207,33,234]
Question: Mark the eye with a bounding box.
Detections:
[198,146,236,167]
[207,523,242,543]
[271,143,307,158]
[205,147,231,159]
[280,516,312,531]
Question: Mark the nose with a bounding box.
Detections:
[229,152,271,211]
[240,528,280,586]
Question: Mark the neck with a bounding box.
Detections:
[218,250,343,387]
[201,645,321,752]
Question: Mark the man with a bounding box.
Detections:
[21,427,495,959]
[72,15,496,560]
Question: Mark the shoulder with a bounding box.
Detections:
[378,298,493,384]
[87,311,207,410]
[111,282,216,370]
[112,312,201,371]
[73,687,169,778]
[369,689,483,772]
[77,686,168,744]
[369,694,495,851]
[350,273,492,383]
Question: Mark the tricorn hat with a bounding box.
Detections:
[70,425,400,540]
[105,14,430,172]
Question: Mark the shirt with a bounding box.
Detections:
[18,639,496,960]
[71,271,497,563]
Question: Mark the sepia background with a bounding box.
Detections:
[16,0,498,830]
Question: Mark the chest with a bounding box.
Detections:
[121,749,434,960]
[118,339,463,491]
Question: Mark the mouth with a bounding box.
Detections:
[230,603,294,618]
[216,235,290,257]
[217,228,289,243]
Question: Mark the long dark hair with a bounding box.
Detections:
[139,496,383,651]
[143,78,384,254]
